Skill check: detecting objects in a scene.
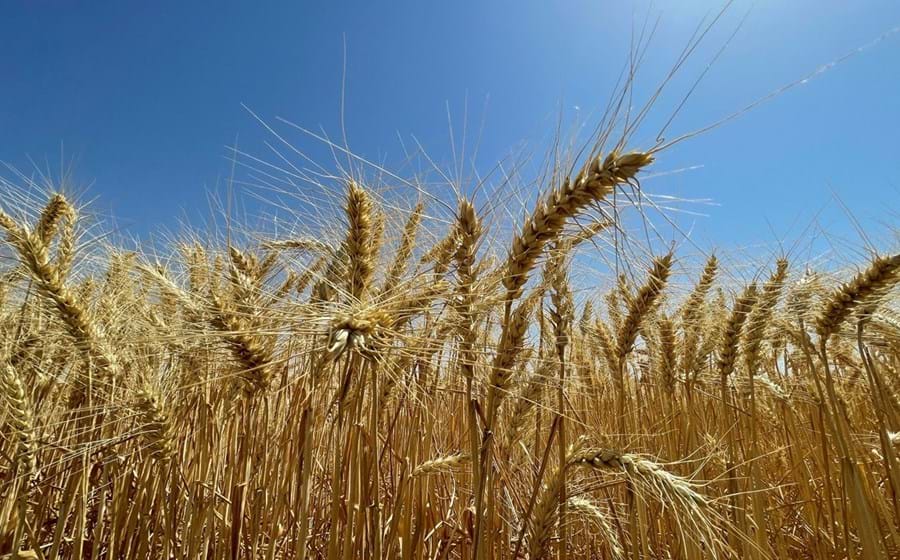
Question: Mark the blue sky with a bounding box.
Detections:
[1,1,899,255]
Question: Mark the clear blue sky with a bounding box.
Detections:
[2,1,898,252]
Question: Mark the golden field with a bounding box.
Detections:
[0,79,899,560]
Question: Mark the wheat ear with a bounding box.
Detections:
[717,284,758,379]
[570,448,707,507]
[454,198,483,379]
[344,180,376,301]
[0,208,119,387]
[134,385,176,461]
[210,290,275,395]
[503,367,547,454]
[657,314,677,394]
[411,453,469,477]
[35,193,69,243]
[816,253,900,340]
[592,319,619,375]
[486,292,538,415]
[1,364,38,481]
[566,497,624,560]
[527,438,586,560]
[678,254,718,373]
[743,259,789,373]
[382,201,424,293]
[680,254,718,325]
[504,151,652,303]
[569,448,724,554]
[615,253,673,365]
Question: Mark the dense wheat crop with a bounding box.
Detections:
[1,49,899,560]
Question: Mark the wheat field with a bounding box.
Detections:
[1,53,899,560]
